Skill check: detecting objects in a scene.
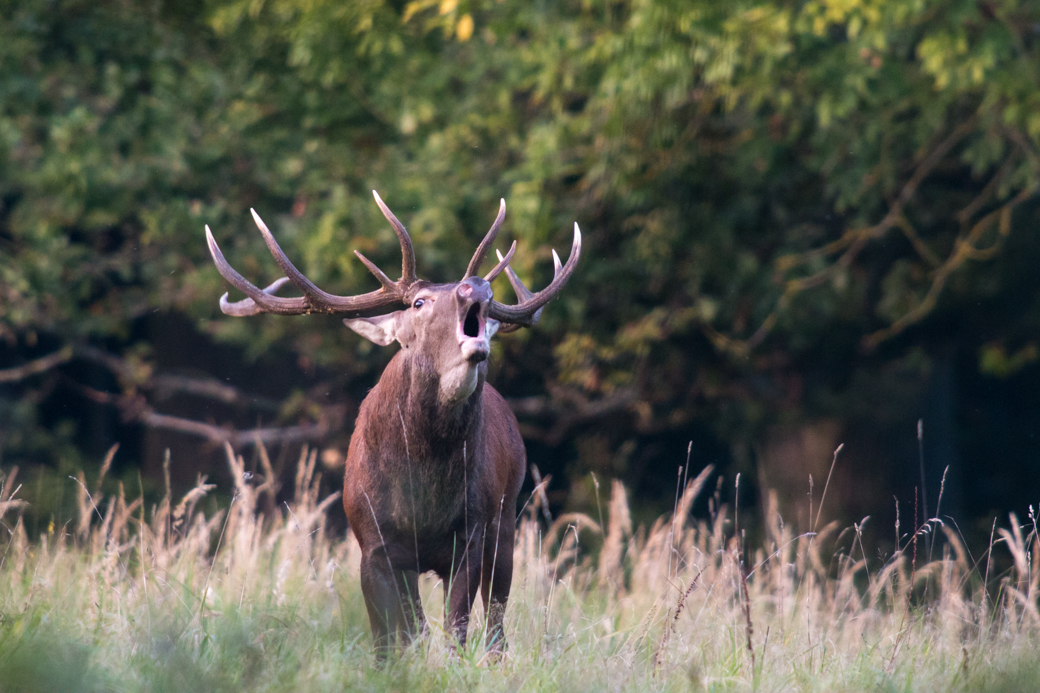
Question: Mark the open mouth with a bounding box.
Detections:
[458,301,490,363]
[463,303,481,338]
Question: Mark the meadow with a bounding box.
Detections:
[1,446,1038,692]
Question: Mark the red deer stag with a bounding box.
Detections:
[205,192,580,655]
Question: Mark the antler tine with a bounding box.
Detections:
[372,190,417,284]
[251,209,359,312]
[219,278,293,316]
[488,222,581,326]
[496,248,534,302]
[492,246,549,326]
[493,244,542,329]
[206,225,309,315]
[465,198,506,278]
[483,240,516,282]
[353,250,397,291]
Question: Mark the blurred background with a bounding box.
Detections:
[2,0,1039,549]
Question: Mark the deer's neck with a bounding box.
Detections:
[380,350,486,463]
[367,351,485,532]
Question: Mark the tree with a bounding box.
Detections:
[2,0,1039,522]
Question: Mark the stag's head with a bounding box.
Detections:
[205,192,580,402]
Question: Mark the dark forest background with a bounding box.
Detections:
[2,0,1039,548]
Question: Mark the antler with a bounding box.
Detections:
[206,191,418,317]
[461,197,517,283]
[488,223,581,326]
[207,193,581,325]
[461,197,582,327]
[464,199,507,278]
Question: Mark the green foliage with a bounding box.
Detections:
[0,621,98,693]
[2,0,1039,495]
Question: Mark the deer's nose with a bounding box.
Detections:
[457,277,492,303]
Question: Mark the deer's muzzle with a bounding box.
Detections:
[456,277,493,362]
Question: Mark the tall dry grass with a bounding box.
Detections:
[1,446,1038,692]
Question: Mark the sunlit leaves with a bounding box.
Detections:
[3,0,1040,471]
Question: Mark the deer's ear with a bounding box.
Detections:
[343,313,401,347]
[486,318,501,340]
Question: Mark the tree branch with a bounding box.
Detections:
[701,117,999,358]
[776,118,977,282]
[0,346,74,383]
[140,412,328,447]
[68,377,330,448]
[2,343,331,450]
[508,388,638,446]
[2,343,285,413]
[863,182,1038,349]
[150,374,281,410]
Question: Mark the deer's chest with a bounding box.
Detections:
[384,454,469,535]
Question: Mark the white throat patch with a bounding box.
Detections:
[439,362,480,404]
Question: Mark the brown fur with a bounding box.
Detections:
[341,281,526,655]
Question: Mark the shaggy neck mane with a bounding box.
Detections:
[374,349,486,465]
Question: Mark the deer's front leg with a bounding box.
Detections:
[445,538,482,649]
[360,549,423,657]
[481,519,514,653]
[399,569,427,645]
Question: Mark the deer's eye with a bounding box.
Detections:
[413,298,425,309]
